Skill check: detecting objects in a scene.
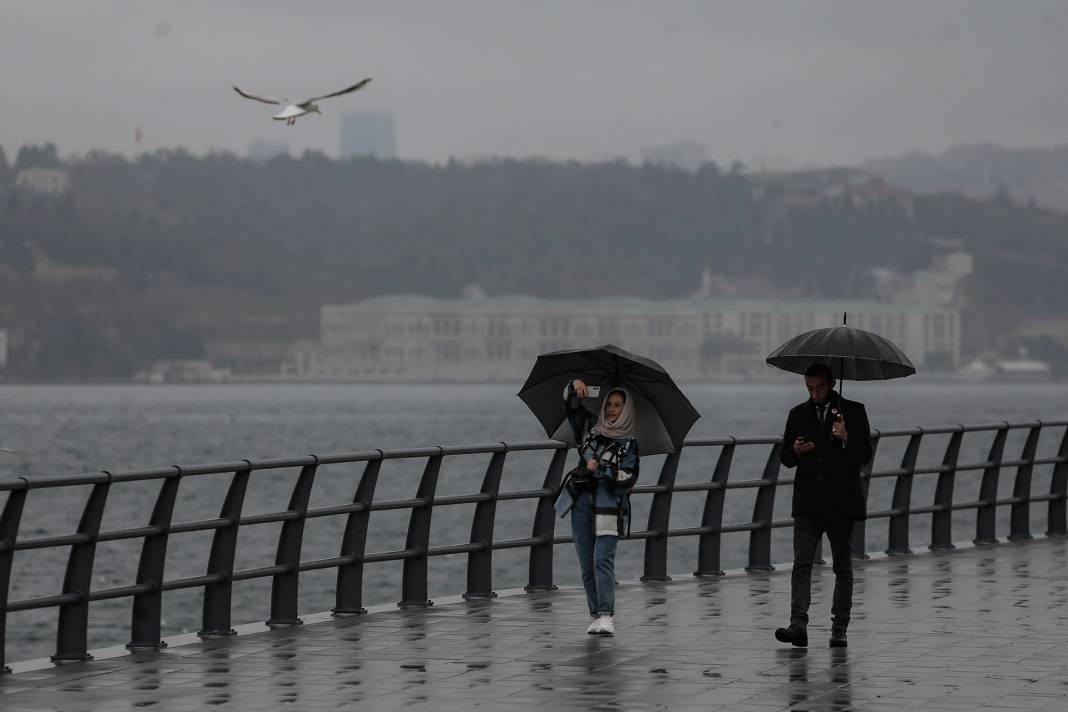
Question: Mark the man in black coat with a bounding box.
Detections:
[774,363,872,648]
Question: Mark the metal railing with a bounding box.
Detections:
[0,419,1066,671]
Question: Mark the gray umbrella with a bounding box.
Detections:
[517,344,700,456]
[766,316,916,385]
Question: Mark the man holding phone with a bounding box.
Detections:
[774,363,872,648]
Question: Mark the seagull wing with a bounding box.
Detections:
[302,78,372,104]
[233,85,287,105]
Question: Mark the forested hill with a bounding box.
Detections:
[864,143,1068,213]
[1,146,1066,378]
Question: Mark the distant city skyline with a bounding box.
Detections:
[340,110,396,160]
[3,2,1068,167]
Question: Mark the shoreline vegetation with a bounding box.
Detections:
[3,145,1068,381]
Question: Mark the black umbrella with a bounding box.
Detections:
[518,344,700,456]
[765,314,916,391]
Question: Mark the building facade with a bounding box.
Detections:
[14,167,70,195]
[301,295,960,381]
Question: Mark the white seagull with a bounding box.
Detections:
[233,78,372,125]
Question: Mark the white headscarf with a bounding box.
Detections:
[594,387,635,439]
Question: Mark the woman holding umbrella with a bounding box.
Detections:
[518,344,699,634]
[562,378,639,637]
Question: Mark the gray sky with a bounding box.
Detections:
[4,0,1068,167]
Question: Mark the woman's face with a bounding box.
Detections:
[605,393,625,423]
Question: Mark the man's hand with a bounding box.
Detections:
[831,414,848,442]
[573,379,588,399]
[793,437,816,456]
[586,458,598,472]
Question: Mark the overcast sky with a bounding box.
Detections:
[4,0,1068,167]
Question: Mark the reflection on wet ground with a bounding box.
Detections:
[2,537,1068,710]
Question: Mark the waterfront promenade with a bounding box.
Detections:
[2,536,1066,711]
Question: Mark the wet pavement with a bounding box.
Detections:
[2,537,1068,711]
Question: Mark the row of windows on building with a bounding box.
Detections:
[321,311,932,342]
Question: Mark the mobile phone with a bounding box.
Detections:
[586,385,601,398]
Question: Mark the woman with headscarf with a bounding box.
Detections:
[561,378,639,636]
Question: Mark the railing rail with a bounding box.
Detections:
[1,419,1067,671]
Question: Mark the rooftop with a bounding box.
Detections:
[335,293,957,314]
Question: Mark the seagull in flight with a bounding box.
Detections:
[233,78,372,125]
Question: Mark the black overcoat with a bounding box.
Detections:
[779,393,873,521]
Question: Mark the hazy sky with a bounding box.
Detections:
[4,1,1068,167]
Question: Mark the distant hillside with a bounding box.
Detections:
[863,143,1068,213]
[2,146,1067,378]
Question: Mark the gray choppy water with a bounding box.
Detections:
[1,381,1066,662]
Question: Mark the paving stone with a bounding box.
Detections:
[3,538,1068,710]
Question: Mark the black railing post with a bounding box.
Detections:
[852,432,880,559]
[746,443,782,572]
[930,428,963,550]
[53,474,112,663]
[694,441,734,577]
[642,450,681,582]
[334,456,382,616]
[464,447,507,600]
[887,431,922,555]
[399,450,443,608]
[199,463,252,638]
[526,447,567,592]
[1047,426,1068,536]
[0,482,28,673]
[1009,423,1041,541]
[128,468,182,650]
[268,459,319,626]
[975,425,1008,545]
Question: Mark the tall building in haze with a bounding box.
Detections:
[340,111,396,159]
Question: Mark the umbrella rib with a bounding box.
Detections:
[517,367,611,393]
[773,353,907,364]
[520,366,677,395]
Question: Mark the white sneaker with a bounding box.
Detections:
[586,617,601,634]
[596,615,615,636]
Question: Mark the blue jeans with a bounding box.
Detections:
[571,490,618,616]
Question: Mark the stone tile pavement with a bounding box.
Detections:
[2,537,1067,710]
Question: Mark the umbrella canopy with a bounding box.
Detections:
[766,324,916,381]
[518,344,700,456]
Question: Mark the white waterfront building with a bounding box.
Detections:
[298,294,960,382]
[14,167,70,196]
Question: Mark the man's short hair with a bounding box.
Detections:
[803,362,835,384]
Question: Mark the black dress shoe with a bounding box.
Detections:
[774,624,808,647]
[829,626,847,648]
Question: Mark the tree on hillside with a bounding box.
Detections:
[1,148,1067,377]
[14,143,62,170]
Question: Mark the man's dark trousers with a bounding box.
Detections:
[790,517,854,628]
